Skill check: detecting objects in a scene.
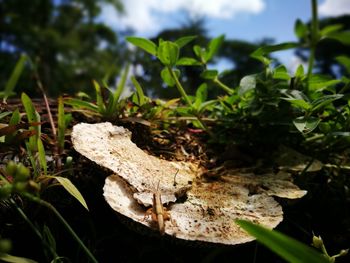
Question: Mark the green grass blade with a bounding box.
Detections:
[64,98,98,112]
[37,138,47,175]
[236,220,330,263]
[114,63,130,103]
[0,253,38,263]
[21,93,39,151]
[3,54,27,102]
[93,80,106,114]
[0,111,12,120]
[51,176,89,211]
[131,76,146,106]
[57,97,65,150]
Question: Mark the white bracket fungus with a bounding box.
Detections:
[72,122,307,245]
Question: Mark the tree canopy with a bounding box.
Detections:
[0,0,125,96]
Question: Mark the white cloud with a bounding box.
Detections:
[319,0,350,17]
[100,0,265,34]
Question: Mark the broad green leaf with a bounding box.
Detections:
[308,75,341,91]
[336,56,350,73]
[194,83,208,109]
[293,116,321,134]
[326,31,350,45]
[161,67,180,87]
[175,35,197,48]
[131,76,146,106]
[93,80,106,114]
[311,94,343,112]
[176,57,201,66]
[198,99,217,114]
[320,24,343,36]
[193,45,206,62]
[3,54,27,102]
[64,98,98,112]
[157,41,179,66]
[37,138,47,175]
[273,65,290,80]
[0,253,38,263]
[52,176,89,210]
[294,19,308,39]
[251,42,299,57]
[126,37,157,56]
[295,64,305,79]
[239,75,257,95]
[57,97,65,150]
[283,99,311,111]
[236,220,330,263]
[200,69,218,80]
[205,35,225,62]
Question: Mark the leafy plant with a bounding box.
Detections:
[236,220,348,263]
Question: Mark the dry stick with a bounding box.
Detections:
[34,73,62,169]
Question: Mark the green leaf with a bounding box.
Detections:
[5,109,21,142]
[320,24,343,37]
[37,138,47,175]
[0,253,38,263]
[52,176,89,210]
[131,76,146,106]
[114,64,130,103]
[326,31,350,45]
[126,37,157,56]
[293,116,321,134]
[236,220,330,263]
[205,35,225,62]
[295,64,305,79]
[198,99,217,114]
[294,19,308,39]
[161,67,180,87]
[157,41,179,66]
[0,112,12,120]
[200,69,218,80]
[193,45,206,62]
[310,94,343,112]
[239,75,257,95]
[283,98,311,111]
[336,56,350,73]
[176,57,201,66]
[93,80,106,114]
[251,42,299,57]
[21,93,39,151]
[64,98,98,112]
[2,54,27,102]
[308,75,341,91]
[175,35,197,48]
[57,97,65,150]
[194,83,208,109]
[273,65,290,80]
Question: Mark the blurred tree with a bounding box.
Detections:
[295,15,350,77]
[0,0,125,96]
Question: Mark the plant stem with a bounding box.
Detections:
[307,0,319,78]
[22,193,98,263]
[213,77,234,95]
[9,198,59,259]
[167,66,212,134]
[167,66,192,106]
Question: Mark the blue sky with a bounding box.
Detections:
[101,0,350,70]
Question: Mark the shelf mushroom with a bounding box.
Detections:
[72,122,307,245]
